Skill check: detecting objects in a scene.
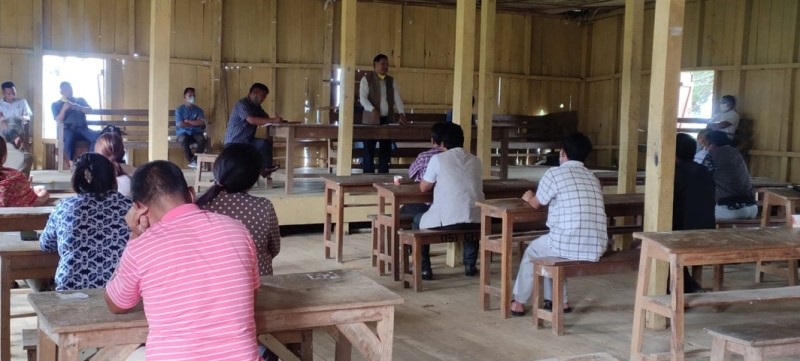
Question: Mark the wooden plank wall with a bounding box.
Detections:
[586,0,800,183]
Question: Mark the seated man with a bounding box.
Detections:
[707,95,740,140]
[0,81,32,121]
[51,82,98,165]
[224,83,282,177]
[702,130,757,220]
[674,133,716,293]
[0,117,32,177]
[412,122,484,280]
[510,132,607,316]
[694,129,709,164]
[400,122,445,216]
[175,87,207,169]
[104,161,261,361]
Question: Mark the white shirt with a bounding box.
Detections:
[0,98,32,119]
[419,148,484,228]
[710,110,740,139]
[536,161,608,261]
[116,175,132,198]
[359,76,405,116]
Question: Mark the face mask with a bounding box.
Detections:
[187,96,195,104]
[720,103,730,112]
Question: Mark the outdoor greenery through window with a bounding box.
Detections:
[678,70,714,134]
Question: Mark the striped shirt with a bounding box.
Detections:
[408,147,441,182]
[536,161,608,261]
[105,204,261,361]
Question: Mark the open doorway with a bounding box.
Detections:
[41,56,106,139]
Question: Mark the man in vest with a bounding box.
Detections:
[358,53,408,173]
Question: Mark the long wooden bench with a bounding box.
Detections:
[706,321,800,361]
[532,249,641,336]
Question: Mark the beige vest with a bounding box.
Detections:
[362,72,394,125]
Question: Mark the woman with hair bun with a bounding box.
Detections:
[94,132,136,197]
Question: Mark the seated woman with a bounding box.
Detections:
[94,132,136,197]
[702,130,757,220]
[196,143,281,275]
[39,153,131,291]
[0,136,48,206]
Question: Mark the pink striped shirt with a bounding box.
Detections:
[106,204,261,361]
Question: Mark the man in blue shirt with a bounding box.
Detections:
[224,83,282,177]
[174,87,207,169]
[51,82,98,167]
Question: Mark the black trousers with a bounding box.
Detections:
[361,116,392,173]
[178,133,206,162]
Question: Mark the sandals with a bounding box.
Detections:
[543,300,572,313]
[510,301,526,317]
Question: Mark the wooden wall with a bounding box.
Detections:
[586,0,800,183]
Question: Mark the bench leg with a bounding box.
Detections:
[551,267,565,336]
[744,347,764,361]
[531,264,543,329]
[788,260,798,286]
[413,241,423,292]
[370,220,378,268]
[713,264,724,291]
[402,244,411,289]
[709,337,731,361]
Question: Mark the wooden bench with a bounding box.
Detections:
[532,249,641,336]
[706,322,800,361]
[371,214,414,276]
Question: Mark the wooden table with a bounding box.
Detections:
[31,269,403,361]
[31,181,74,194]
[0,233,58,361]
[0,206,55,232]
[594,171,646,187]
[630,227,800,361]
[476,193,645,319]
[373,179,538,281]
[760,187,800,227]
[321,174,395,263]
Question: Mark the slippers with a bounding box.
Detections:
[510,301,526,317]
[543,300,572,313]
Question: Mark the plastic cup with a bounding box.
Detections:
[393,176,403,185]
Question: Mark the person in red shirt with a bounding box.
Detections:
[0,136,48,207]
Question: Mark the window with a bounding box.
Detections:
[678,70,714,118]
[42,56,106,139]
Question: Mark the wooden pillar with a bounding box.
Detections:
[644,0,686,330]
[147,0,171,161]
[209,0,223,148]
[336,0,357,176]
[452,0,476,152]
[320,3,334,124]
[32,0,44,170]
[477,0,495,177]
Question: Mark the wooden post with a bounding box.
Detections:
[452,0,476,153]
[477,0,496,178]
[615,0,644,250]
[336,0,356,176]
[644,0,686,330]
[320,3,334,124]
[147,0,171,161]
[209,0,223,149]
[32,0,44,170]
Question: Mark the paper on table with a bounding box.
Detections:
[55,292,89,300]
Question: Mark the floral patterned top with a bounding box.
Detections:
[0,167,37,207]
[40,191,132,290]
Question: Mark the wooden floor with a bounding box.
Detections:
[9,229,800,360]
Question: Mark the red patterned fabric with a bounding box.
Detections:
[0,167,37,207]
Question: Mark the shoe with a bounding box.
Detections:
[261,164,281,178]
[510,301,526,317]
[187,160,197,169]
[543,300,572,313]
[421,267,433,281]
[464,264,478,277]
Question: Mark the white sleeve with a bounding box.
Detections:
[422,155,439,184]
[359,77,374,112]
[393,81,405,114]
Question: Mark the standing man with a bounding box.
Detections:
[359,53,407,173]
[174,87,207,169]
[224,83,282,178]
[0,82,32,121]
[707,95,740,140]
[51,81,98,166]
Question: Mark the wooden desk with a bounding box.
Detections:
[476,193,645,319]
[31,181,74,194]
[31,269,403,361]
[594,171,646,187]
[0,233,58,361]
[760,187,800,227]
[373,179,538,281]
[321,174,395,263]
[0,206,54,232]
[630,227,800,361]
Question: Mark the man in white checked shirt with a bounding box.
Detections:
[509,132,608,317]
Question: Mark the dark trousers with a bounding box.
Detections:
[178,133,206,162]
[361,116,392,173]
[64,126,99,160]
[412,212,480,268]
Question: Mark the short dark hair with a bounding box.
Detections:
[675,133,697,161]
[440,122,464,149]
[721,95,736,107]
[705,130,731,147]
[183,87,195,96]
[131,161,189,205]
[430,122,446,145]
[562,132,593,162]
[59,81,71,90]
[1,82,14,91]
[249,83,269,95]
[71,153,118,197]
[373,54,388,63]
[196,144,263,207]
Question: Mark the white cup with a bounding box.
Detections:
[792,214,800,228]
[33,185,46,193]
[393,176,403,185]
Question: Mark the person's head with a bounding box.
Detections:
[705,130,731,148]
[130,161,194,222]
[248,83,269,105]
[720,95,736,112]
[195,144,263,207]
[1,82,16,102]
[0,136,6,166]
[430,122,445,147]
[675,133,697,162]
[183,87,196,105]
[71,153,118,197]
[560,132,593,163]
[0,117,22,149]
[696,129,709,149]
[59,81,73,98]
[94,132,127,176]
[440,122,465,150]
[373,54,389,76]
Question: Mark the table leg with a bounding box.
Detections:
[480,214,492,311]
[377,196,388,276]
[324,185,334,260]
[670,256,686,361]
[37,328,56,361]
[1,256,10,361]
[334,332,352,361]
[392,201,401,282]
[336,189,346,263]
[285,128,296,194]
[630,244,653,359]
[760,192,774,227]
[500,132,509,180]
[376,306,395,361]
[500,215,513,319]
[57,333,79,361]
